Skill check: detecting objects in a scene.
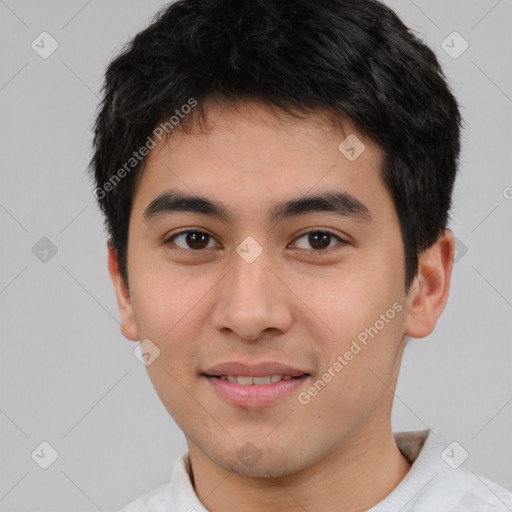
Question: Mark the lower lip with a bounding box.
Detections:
[204,375,309,407]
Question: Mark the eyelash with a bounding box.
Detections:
[164,229,347,254]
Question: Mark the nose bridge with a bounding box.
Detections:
[231,253,269,302]
[228,249,275,313]
[211,248,292,339]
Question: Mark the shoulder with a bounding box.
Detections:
[413,467,512,511]
[390,430,512,511]
[116,452,207,512]
[117,482,174,512]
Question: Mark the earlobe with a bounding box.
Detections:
[403,230,455,339]
[107,243,140,341]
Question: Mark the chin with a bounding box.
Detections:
[210,445,312,479]
[222,459,298,479]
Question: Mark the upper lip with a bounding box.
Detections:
[203,362,310,378]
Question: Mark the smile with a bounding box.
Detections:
[213,375,298,385]
[204,374,310,407]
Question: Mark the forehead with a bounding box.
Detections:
[131,100,390,223]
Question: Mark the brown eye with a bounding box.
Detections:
[292,230,345,251]
[166,231,217,250]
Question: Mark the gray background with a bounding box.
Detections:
[1,0,511,510]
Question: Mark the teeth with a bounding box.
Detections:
[253,376,271,385]
[220,375,295,385]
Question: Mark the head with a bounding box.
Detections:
[90,0,461,477]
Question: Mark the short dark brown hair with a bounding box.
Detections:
[89,0,462,291]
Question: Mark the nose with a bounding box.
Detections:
[211,252,293,341]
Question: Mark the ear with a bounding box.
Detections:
[403,229,455,339]
[107,243,139,341]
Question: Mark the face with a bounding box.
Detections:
[111,101,425,478]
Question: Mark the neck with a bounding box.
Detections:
[187,420,411,512]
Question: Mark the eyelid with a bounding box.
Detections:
[164,228,220,250]
[289,228,347,250]
[164,228,348,252]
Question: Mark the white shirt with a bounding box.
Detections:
[118,429,512,511]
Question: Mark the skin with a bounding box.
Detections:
[108,100,455,512]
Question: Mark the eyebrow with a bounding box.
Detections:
[142,189,372,225]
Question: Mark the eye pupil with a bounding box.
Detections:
[309,232,331,250]
[187,232,209,250]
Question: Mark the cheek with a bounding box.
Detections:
[129,260,215,339]
[128,265,215,398]
[292,264,406,395]
[292,261,402,342]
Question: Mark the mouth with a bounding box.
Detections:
[202,370,310,407]
[201,361,311,407]
[206,374,307,385]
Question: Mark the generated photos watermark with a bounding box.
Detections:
[93,97,198,200]
[298,301,403,405]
